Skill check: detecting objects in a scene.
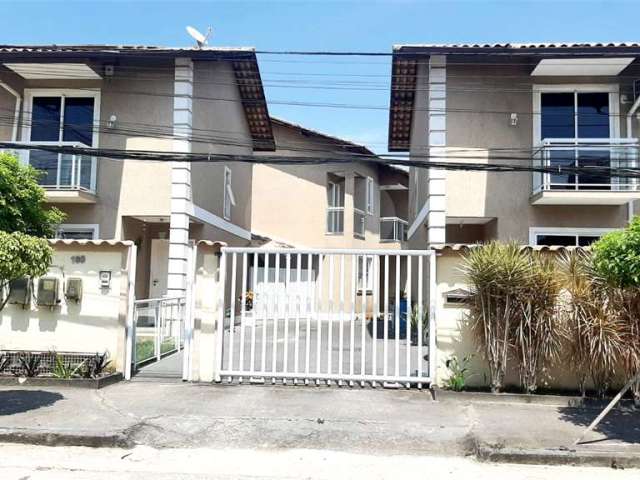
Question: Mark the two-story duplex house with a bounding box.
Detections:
[0,44,275,298]
[388,43,640,247]
[252,117,408,249]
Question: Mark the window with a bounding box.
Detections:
[357,255,374,292]
[30,95,96,145]
[55,224,99,240]
[540,92,610,140]
[366,176,375,215]
[327,178,344,234]
[536,88,618,190]
[530,228,613,247]
[223,166,235,221]
[24,90,99,191]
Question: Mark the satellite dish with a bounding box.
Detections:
[186,25,212,48]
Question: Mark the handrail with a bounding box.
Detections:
[17,141,96,192]
[380,216,408,224]
[134,296,186,305]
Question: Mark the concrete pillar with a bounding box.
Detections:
[167,57,194,297]
[190,243,224,382]
[427,55,447,246]
[344,172,355,239]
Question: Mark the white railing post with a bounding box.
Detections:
[428,251,437,383]
[155,301,162,361]
[214,252,227,382]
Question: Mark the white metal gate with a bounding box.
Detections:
[216,247,436,388]
[131,297,186,372]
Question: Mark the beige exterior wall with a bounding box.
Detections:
[191,61,254,231]
[0,242,134,373]
[253,122,407,249]
[0,58,255,243]
[408,61,640,245]
[434,248,626,391]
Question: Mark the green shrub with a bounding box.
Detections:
[445,355,474,392]
[592,217,640,288]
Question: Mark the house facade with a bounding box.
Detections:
[0,44,275,298]
[388,43,640,247]
[252,118,408,249]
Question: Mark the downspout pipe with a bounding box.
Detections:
[0,81,21,141]
[626,95,640,223]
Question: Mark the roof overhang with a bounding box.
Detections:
[0,45,275,151]
[388,42,640,151]
[531,57,635,76]
[3,62,102,79]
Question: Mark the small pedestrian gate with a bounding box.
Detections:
[215,247,436,388]
[130,297,187,374]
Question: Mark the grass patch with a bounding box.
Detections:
[136,338,176,363]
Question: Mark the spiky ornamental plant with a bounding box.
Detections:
[461,242,530,393]
[557,250,592,396]
[591,218,640,401]
[513,252,563,393]
[559,250,627,398]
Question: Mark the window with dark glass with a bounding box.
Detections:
[540,91,612,190]
[28,95,95,190]
[30,96,94,145]
[535,233,603,247]
[30,97,62,141]
[63,97,95,145]
[536,235,577,247]
[541,93,575,140]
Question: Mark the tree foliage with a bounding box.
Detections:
[591,217,640,288]
[0,152,61,311]
[0,152,65,237]
[0,231,52,308]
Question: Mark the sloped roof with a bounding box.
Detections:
[388,42,640,151]
[0,44,275,151]
[431,243,583,252]
[392,42,640,53]
[271,117,408,177]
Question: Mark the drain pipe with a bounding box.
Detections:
[0,81,21,141]
[626,95,640,223]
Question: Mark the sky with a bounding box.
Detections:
[2,0,640,153]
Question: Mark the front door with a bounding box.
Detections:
[149,239,169,298]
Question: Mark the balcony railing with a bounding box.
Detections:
[16,142,96,192]
[533,138,639,193]
[327,206,344,234]
[354,208,366,239]
[380,217,408,242]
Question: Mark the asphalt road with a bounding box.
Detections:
[1,444,638,480]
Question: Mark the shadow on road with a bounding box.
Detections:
[0,390,64,416]
[558,406,640,444]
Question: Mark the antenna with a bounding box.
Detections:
[186,26,212,48]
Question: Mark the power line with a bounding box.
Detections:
[3,141,640,179]
[1,110,637,162]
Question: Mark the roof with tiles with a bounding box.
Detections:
[388,42,640,151]
[0,44,275,151]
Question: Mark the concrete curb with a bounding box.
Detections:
[0,429,131,448]
[477,446,640,469]
[433,388,636,409]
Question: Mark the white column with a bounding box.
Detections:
[427,55,447,246]
[167,57,194,297]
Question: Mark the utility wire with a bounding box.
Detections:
[3,142,640,179]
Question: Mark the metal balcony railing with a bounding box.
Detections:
[354,208,366,239]
[533,138,639,193]
[15,142,96,192]
[380,217,408,242]
[327,207,344,234]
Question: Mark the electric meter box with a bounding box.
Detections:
[65,277,83,303]
[37,277,61,307]
[8,277,31,306]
